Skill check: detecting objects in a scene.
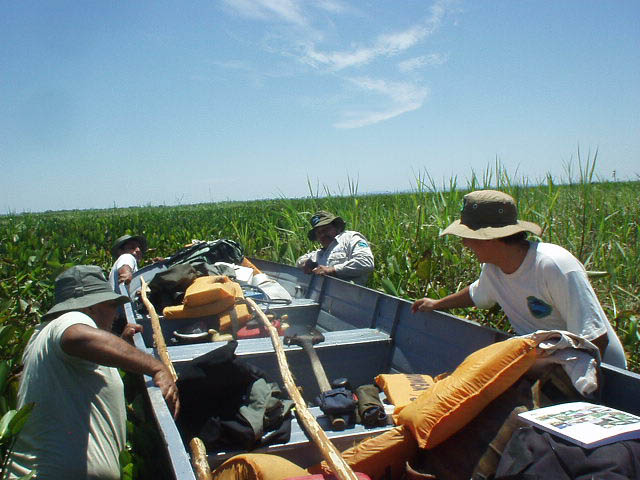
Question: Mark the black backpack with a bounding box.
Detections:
[164,239,245,269]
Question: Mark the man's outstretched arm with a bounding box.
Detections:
[61,324,179,417]
[411,285,474,313]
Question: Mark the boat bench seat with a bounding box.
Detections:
[209,395,396,470]
[135,297,321,349]
[166,328,393,470]
[170,328,392,403]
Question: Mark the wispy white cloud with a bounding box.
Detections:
[315,0,348,14]
[334,77,429,129]
[302,24,429,71]
[221,0,455,128]
[300,0,452,71]
[398,53,448,72]
[223,0,307,25]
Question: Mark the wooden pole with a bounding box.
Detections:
[245,297,358,480]
[140,277,177,381]
[189,437,213,480]
[139,278,212,480]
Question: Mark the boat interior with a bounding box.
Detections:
[124,258,640,479]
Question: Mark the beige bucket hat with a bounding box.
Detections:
[440,190,542,240]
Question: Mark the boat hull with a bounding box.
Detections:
[123,258,640,480]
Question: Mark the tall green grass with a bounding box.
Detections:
[1,158,639,478]
[1,161,639,373]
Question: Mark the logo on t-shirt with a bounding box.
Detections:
[527,296,552,318]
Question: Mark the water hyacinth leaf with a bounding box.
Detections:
[416,259,431,281]
[18,299,29,313]
[0,409,16,439]
[21,327,35,344]
[9,402,35,435]
[132,394,145,422]
[380,277,399,297]
[0,326,15,348]
[119,448,133,467]
[0,360,10,393]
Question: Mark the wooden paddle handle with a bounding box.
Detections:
[140,277,177,381]
[141,278,212,479]
[189,438,213,480]
[300,341,332,393]
[299,341,346,431]
[245,297,358,480]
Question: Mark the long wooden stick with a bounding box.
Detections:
[245,297,358,480]
[140,277,177,381]
[139,278,212,480]
[189,437,213,480]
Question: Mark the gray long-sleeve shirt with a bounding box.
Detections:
[296,230,374,285]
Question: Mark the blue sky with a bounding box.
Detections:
[1,0,639,213]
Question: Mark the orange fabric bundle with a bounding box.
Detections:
[183,275,233,307]
[393,337,538,449]
[163,276,238,320]
[211,453,308,480]
[375,374,435,408]
[308,426,417,480]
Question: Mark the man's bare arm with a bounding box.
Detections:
[411,286,474,313]
[61,324,179,417]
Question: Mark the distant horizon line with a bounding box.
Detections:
[4,177,639,217]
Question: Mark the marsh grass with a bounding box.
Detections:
[1,159,639,374]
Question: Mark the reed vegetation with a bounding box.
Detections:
[1,160,639,371]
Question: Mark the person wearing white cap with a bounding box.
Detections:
[411,190,626,368]
[6,265,179,479]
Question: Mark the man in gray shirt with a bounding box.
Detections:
[296,211,374,285]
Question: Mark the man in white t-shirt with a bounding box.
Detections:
[6,265,179,479]
[108,234,149,334]
[108,234,148,290]
[411,190,627,368]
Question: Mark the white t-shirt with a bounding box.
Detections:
[7,312,126,479]
[108,253,138,291]
[469,242,626,368]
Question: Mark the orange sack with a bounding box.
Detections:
[308,426,417,480]
[211,453,308,480]
[163,276,238,320]
[393,337,538,449]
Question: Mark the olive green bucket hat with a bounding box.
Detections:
[111,234,148,259]
[440,190,542,240]
[43,265,130,321]
[308,211,346,241]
